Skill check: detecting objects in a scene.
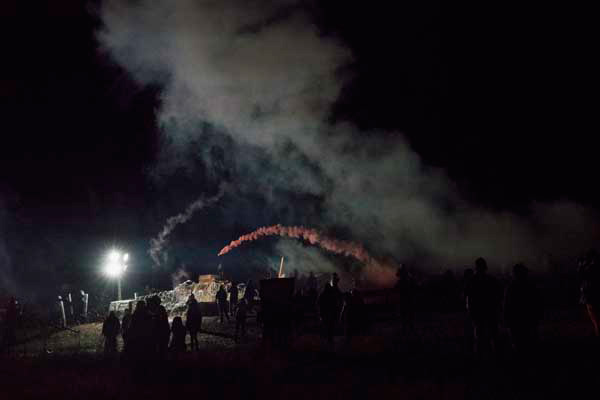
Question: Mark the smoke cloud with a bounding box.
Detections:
[99,0,598,283]
[150,184,226,266]
[171,266,191,288]
[218,225,371,261]
[219,224,397,286]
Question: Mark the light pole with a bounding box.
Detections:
[104,249,129,301]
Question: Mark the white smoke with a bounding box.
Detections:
[171,266,191,288]
[99,0,597,279]
[150,184,226,266]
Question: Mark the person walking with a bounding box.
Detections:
[186,294,202,351]
[102,311,121,356]
[216,285,230,323]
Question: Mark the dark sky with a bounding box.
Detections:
[0,1,597,297]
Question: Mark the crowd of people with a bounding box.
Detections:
[101,286,253,359]
[95,251,600,359]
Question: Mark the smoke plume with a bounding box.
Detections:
[171,266,191,288]
[219,224,370,261]
[99,1,598,282]
[219,224,396,285]
[150,184,226,266]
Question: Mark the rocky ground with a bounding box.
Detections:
[1,307,599,399]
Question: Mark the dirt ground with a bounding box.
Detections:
[1,307,598,399]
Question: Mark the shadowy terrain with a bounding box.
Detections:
[2,307,598,399]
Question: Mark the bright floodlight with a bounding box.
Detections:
[108,250,120,262]
[105,260,123,277]
[104,249,128,278]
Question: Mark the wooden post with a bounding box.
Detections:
[68,293,74,321]
[278,256,285,278]
[83,292,89,319]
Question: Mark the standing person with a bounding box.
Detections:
[155,300,171,360]
[169,316,187,355]
[186,294,202,351]
[318,273,343,347]
[463,268,475,353]
[2,297,18,352]
[146,296,159,358]
[216,285,229,323]
[341,288,365,343]
[244,280,255,309]
[235,299,248,342]
[504,264,542,355]
[579,250,600,337]
[229,282,239,316]
[467,257,502,357]
[121,307,132,352]
[306,271,318,306]
[395,266,416,338]
[102,311,121,356]
[128,300,152,362]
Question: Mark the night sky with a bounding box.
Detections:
[0,1,597,300]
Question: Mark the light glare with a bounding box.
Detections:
[104,248,129,278]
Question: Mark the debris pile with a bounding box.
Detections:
[109,274,245,318]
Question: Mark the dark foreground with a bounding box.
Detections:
[1,308,598,400]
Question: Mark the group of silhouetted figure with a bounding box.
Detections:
[94,251,600,359]
[102,293,204,360]
[101,284,254,359]
[464,258,541,356]
[102,294,171,360]
[315,272,365,347]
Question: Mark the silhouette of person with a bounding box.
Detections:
[216,285,229,323]
[395,265,416,337]
[244,280,256,310]
[170,316,187,355]
[148,296,170,360]
[292,289,305,336]
[341,287,365,343]
[235,298,248,342]
[467,257,502,356]
[186,294,202,351]
[440,269,460,312]
[129,300,152,362]
[102,311,121,356]
[2,297,18,351]
[121,307,132,351]
[504,264,541,354]
[318,273,343,346]
[229,282,239,316]
[306,271,318,304]
[463,268,475,353]
[579,250,600,337]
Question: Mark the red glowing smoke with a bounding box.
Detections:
[218,224,373,263]
[218,225,397,287]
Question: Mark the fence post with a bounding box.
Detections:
[84,292,89,320]
[58,296,67,328]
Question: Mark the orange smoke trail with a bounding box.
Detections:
[218,224,372,262]
[218,224,396,286]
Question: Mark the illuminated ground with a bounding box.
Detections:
[1,308,598,399]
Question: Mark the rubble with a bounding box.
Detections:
[109,274,246,319]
